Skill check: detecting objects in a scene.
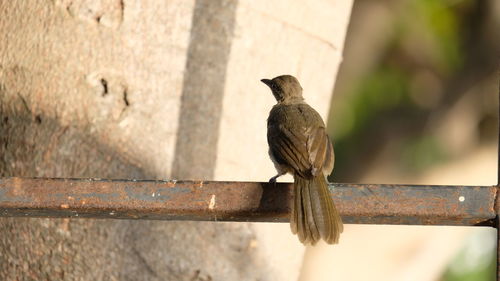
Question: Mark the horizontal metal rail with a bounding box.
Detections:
[0,177,496,226]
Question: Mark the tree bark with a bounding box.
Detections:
[0,1,353,280]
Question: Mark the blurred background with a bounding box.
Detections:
[301,0,499,280]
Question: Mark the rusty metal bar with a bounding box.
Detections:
[497,215,499,281]
[0,177,496,226]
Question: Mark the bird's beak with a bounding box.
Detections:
[261,79,272,87]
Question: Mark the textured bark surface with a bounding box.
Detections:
[0,0,352,280]
[0,101,267,281]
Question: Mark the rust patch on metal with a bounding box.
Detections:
[0,177,496,225]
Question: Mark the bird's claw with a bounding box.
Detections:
[269,175,280,186]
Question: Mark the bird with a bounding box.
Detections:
[261,74,343,245]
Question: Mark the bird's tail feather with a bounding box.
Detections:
[291,175,343,245]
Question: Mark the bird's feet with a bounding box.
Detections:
[269,174,280,186]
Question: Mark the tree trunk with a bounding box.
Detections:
[0,1,353,280]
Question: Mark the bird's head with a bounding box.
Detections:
[261,75,304,103]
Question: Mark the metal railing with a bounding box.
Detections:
[1,177,498,280]
[0,178,495,226]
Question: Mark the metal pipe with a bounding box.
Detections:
[0,177,496,225]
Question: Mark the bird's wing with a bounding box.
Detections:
[306,126,333,177]
[268,123,311,177]
[268,105,333,178]
[322,135,335,175]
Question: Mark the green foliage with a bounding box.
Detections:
[442,258,495,281]
[330,0,496,279]
[440,231,496,281]
[331,0,473,177]
[335,66,410,140]
[401,0,464,73]
[400,135,446,172]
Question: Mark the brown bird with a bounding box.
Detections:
[262,75,343,245]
